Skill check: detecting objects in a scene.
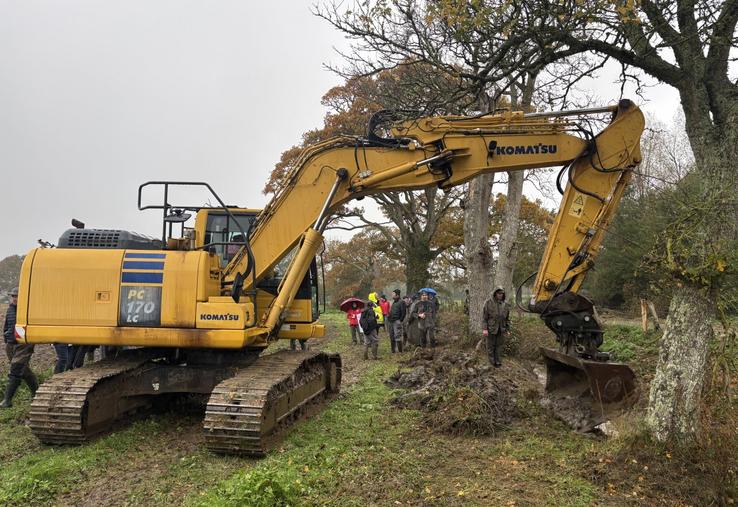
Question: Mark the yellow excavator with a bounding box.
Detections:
[14,99,644,454]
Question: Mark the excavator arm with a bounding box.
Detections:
[236,100,643,351]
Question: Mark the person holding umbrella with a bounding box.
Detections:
[340,297,365,345]
[412,289,437,348]
[419,287,440,313]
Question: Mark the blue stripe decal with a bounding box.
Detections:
[121,272,163,284]
[122,261,165,270]
[124,253,167,259]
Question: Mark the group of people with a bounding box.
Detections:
[344,288,440,360]
[344,285,511,367]
[1,283,511,408]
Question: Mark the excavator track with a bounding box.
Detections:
[29,349,164,444]
[203,349,341,456]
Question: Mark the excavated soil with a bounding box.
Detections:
[386,347,541,436]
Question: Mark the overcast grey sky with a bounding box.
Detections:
[0,1,683,259]
[0,1,348,258]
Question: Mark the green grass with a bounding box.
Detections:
[6,310,726,505]
[188,360,423,506]
[0,418,170,506]
[123,447,249,507]
[602,324,659,363]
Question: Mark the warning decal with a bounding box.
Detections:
[568,192,587,217]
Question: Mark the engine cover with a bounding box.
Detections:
[58,228,163,250]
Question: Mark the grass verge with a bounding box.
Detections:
[0,418,171,505]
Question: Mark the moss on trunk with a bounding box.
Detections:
[646,284,715,441]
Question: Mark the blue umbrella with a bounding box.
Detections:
[419,287,437,295]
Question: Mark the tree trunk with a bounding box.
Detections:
[464,175,494,334]
[404,240,435,294]
[492,170,524,301]
[646,284,714,442]
[492,74,533,303]
[645,84,736,442]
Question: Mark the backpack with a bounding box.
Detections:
[359,307,377,333]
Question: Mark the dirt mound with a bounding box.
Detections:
[386,348,540,436]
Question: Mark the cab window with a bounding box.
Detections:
[204,213,255,267]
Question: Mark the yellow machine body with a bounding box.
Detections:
[18,244,323,349]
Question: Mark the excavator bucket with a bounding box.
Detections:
[540,347,638,431]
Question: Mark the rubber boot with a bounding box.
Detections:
[24,370,39,397]
[0,377,21,408]
[371,344,379,360]
[364,345,370,360]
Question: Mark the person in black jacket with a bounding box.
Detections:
[359,302,380,360]
[2,288,38,408]
[387,289,406,353]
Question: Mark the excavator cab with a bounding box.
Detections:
[194,208,258,267]
[137,181,321,332]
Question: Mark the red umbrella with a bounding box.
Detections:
[339,297,365,312]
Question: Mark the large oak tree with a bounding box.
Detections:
[265,68,466,292]
[320,0,738,441]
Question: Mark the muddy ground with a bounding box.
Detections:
[1,309,735,505]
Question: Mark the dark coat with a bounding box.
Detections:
[359,307,379,334]
[3,303,17,344]
[388,298,406,322]
[482,298,510,334]
[412,300,435,330]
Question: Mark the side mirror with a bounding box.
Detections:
[164,209,192,223]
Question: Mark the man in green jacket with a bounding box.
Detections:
[482,287,510,367]
[412,291,436,348]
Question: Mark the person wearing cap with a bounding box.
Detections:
[2,287,38,408]
[411,290,436,348]
[482,287,511,367]
[387,289,407,353]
